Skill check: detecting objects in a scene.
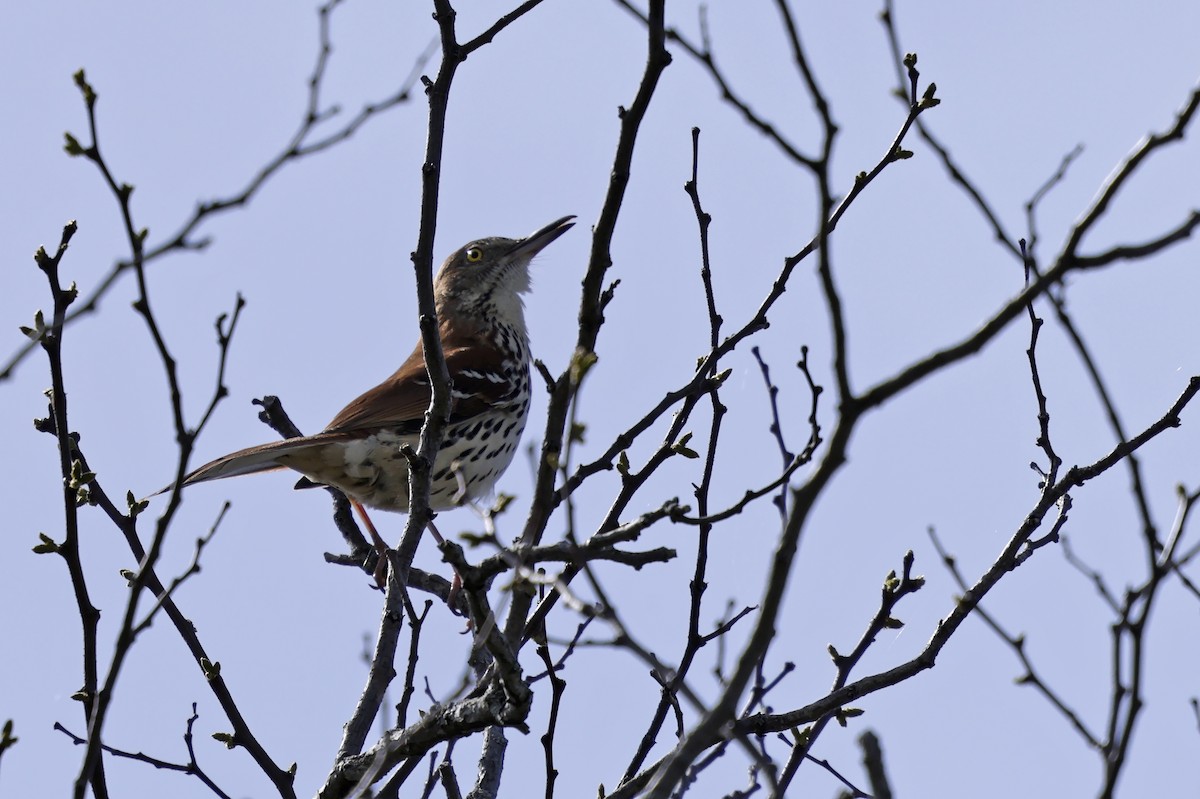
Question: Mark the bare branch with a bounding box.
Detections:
[927,527,1102,748]
[738,377,1200,741]
[1,2,432,383]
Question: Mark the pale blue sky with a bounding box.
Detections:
[3,2,1198,797]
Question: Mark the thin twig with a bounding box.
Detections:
[1,2,433,383]
[927,527,1101,748]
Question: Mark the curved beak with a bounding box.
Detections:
[508,215,576,259]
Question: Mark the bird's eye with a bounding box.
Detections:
[465,247,484,263]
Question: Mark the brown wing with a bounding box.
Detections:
[323,330,521,433]
[323,341,429,433]
[158,329,521,496]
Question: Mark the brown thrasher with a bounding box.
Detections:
[173,216,575,568]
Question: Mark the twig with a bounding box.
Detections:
[29,220,107,798]
[504,0,673,655]
[252,395,375,569]
[786,747,869,799]
[132,502,230,635]
[334,566,411,764]
[58,67,295,796]
[733,379,1199,743]
[439,759,464,799]
[398,600,434,728]
[751,346,793,520]
[0,719,16,778]
[1024,144,1084,259]
[55,706,232,799]
[554,52,935,518]
[927,527,1101,748]
[878,0,1021,258]
[1062,86,1200,259]
[1022,238,1059,478]
[536,643,566,799]
[1,1,433,383]
[611,0,816,168]
[770,553,924,795]
[1060,535,1121,613]
[857,730,893,799]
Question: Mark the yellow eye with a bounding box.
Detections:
[465,247,484,263]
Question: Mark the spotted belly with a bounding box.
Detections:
[276,412,527,512]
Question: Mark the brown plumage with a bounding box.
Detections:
[172,215,575,514]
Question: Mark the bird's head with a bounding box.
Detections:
[434,215,576,332]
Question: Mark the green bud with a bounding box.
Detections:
[67,459,96,491]
[920,82,940,110]
[835,706,864,727]
[19,310,46,342]
[671,432,700,460]
[200,657,221,680]
[126,490,149,519]
[32,532,60,555]
[0,719,18,750]
[72,69,96,105]
[62,132,86,157]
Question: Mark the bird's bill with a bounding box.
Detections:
[508,215,576,258]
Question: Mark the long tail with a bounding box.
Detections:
[150,432,348,497]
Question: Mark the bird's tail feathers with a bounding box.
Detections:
[149,434,343,499]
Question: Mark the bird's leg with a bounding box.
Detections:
[350,498,390,589]
[449,459,469,506]
[353,499,464,611]
[425,517,446,546]
[433,462,468,613]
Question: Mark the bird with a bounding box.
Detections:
[171,215,576,574]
